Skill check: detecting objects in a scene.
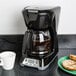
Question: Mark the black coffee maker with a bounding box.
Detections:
[20,6,61,70]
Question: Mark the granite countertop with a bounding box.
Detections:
[0,35,76,76]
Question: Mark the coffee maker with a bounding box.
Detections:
[20,6,61,70]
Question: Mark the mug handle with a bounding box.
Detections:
[0,58,3,66]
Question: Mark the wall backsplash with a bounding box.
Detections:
[0,0,76,34]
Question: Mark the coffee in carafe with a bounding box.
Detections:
[32,31,52,55]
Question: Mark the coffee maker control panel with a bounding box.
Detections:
[22,58,39,68]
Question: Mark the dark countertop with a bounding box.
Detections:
[0,49,76,76]
[0,35,76,76]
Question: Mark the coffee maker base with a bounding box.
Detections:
[38,54,57,70]
[20,54,57,70]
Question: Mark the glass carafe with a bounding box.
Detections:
[31,30,52,55]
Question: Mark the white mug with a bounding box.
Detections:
[0,51,16,70]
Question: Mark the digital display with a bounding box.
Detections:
[28,60,35,64]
